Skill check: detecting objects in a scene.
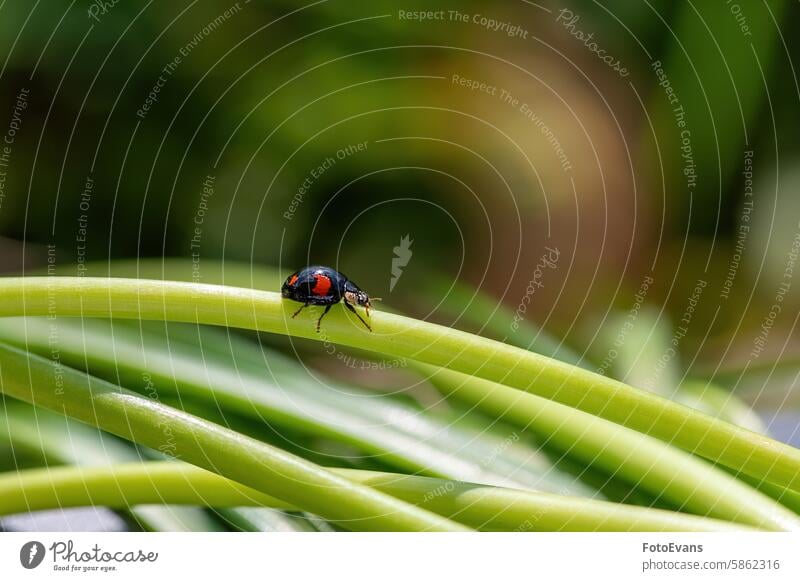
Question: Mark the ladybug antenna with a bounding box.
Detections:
[364,297,381,319]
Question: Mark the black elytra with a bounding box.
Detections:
[281,266,376,332]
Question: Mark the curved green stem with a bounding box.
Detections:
[597,307,767,433]
[0,316,588,495]
[421,366,800,531]
[340,469,754,532]
[0,276,797,493]
[0,342,467,532]
[0,462,756,532]
[0,401,226,531]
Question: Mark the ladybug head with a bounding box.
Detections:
[344,285,380,316]
[345,288,371,309]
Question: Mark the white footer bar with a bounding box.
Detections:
[1,532,797,580]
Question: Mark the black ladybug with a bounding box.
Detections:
[281,266,377,332]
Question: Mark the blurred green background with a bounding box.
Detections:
[1,0,799,438]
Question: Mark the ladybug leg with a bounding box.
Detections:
[292,303,310,318]
[316,304,333,332]
[344,301,372,332]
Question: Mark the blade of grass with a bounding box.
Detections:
[0,342,468,532]
[95,262,770,499]
[0,276,797,493]
[0,401,314,532]
[0,317,590,496]
[219,507,324,532]
[0,462,756,532]
[86,262,769,436]
[420,365,800,531]
[338,468,755,533]
[736,476,800,515]
[148,320,602,496]
[422,284,714,506]
[154,318,597,495]
[0,401,224,531]
[677,379,767,434]
[597,307,766,432]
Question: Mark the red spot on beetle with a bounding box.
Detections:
[288,274,298,285]
[312,274,332,296]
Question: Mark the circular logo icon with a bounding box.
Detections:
[19,541,46,569]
